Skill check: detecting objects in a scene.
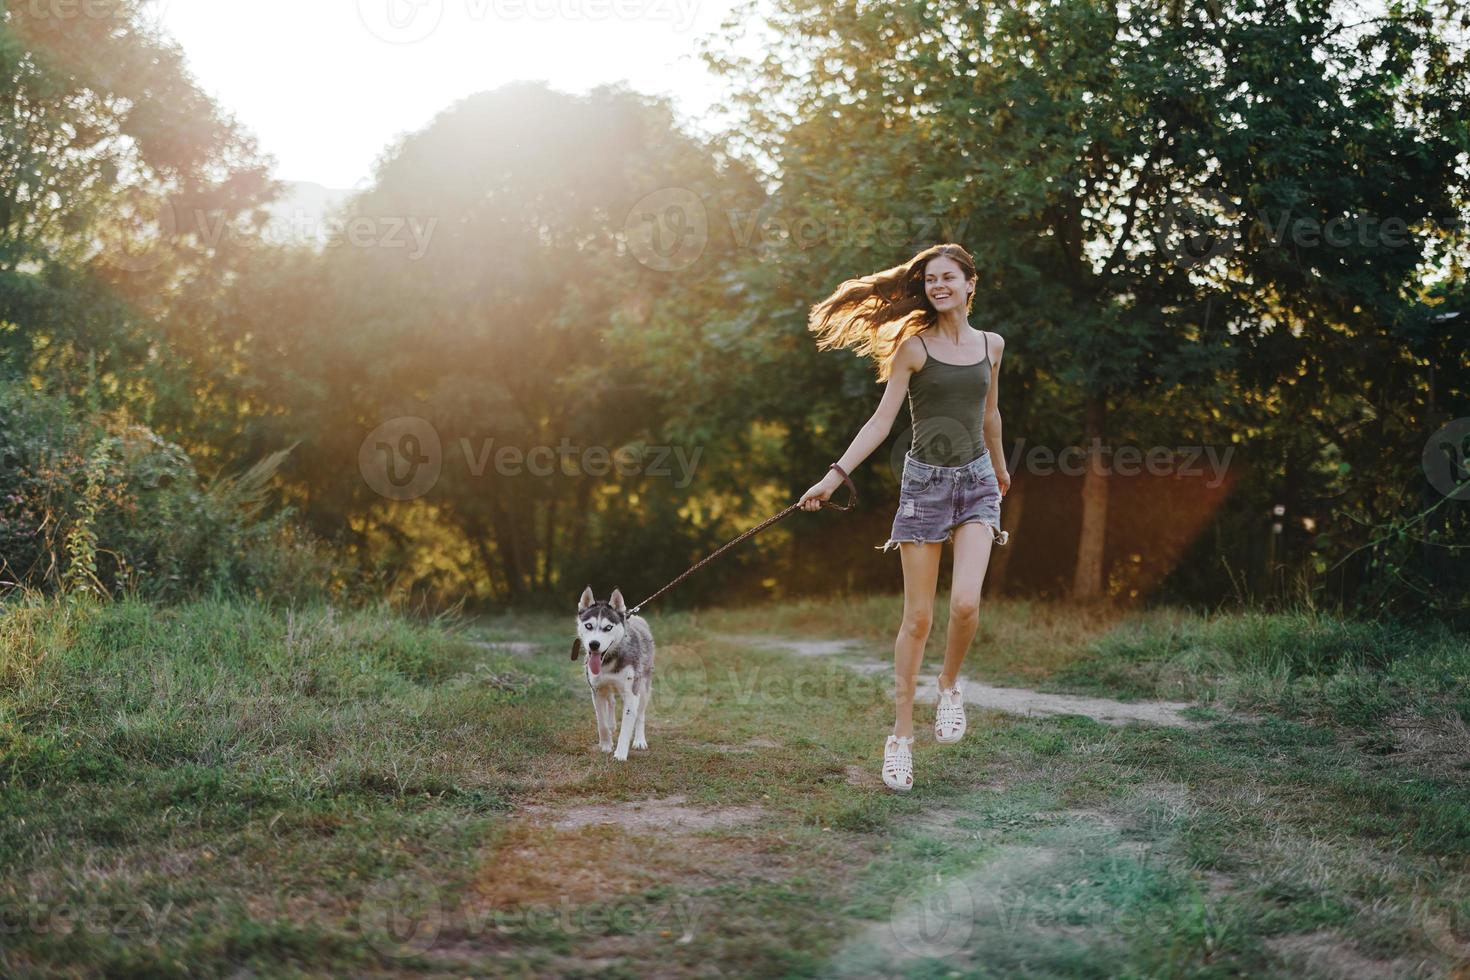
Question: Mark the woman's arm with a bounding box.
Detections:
[982,332,1009,496]
[798,336,922,511]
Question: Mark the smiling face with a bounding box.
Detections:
[923,255,974,313]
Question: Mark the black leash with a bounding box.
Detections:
[629,463,857,614]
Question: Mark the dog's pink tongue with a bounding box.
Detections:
[588,654,601,675]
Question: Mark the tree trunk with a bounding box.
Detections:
[462,512,506,599]
[489,495,527,598]
[541,493,557,591]
[1071,396,1109,599]
[570,478,593,558]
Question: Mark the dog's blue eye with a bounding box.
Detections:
[603,625,612,631]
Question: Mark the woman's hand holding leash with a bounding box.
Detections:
[798,476,836,512]
[800,462,857,513]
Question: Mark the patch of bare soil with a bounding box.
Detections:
[826,844,1069,974]
[439,806,813,968]
[1381,705,1470,780]
[956,680,1204,728]
[731,633,1208,728]
[1266,929,1434,980]
[468,821,675,909]
[446,796,783,930]
[517,794,769,833]
[725,633,867,659]
[699,737,782,754]
[422,823,704,974]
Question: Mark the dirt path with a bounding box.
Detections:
[444,624,1457,976]
[473,633,1210,728]
[727,632,1208,729]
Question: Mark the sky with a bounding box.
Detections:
[153,0,762,190]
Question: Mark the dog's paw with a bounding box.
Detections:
[613,748,629,762]
[632,737,647,750]
[599,742,613,753]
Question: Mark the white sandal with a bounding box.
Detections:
[882,734,915,791]
[935,678,967,744]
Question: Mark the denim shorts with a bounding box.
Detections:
[876,449,1008,552]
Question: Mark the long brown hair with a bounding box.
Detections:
[807,243,977,382]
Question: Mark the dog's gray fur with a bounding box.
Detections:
[571,586,655,761]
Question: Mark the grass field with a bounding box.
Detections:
[2,592,1468,977]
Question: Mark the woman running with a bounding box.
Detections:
[798,243,1011,792]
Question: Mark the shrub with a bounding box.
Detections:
[0,385,350,604]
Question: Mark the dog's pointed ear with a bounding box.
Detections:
[579,585,595,610]
[570,636,582,661]
[609,588,625,613]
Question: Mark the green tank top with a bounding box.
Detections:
[907,330,991,466]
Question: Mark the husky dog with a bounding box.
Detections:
[571,586,655,761]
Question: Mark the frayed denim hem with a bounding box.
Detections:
[958,519,1011,546]
[875,522,1011,552]
[875,534,953,552]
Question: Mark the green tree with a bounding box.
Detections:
[208,82,766,605]
[0,0,275,406]
[702,0,1470,599]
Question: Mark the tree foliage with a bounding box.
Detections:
[2,1,1467,618]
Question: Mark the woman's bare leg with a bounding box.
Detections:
[894,541,943,738]
[936,521,995,691]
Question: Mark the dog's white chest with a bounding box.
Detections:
[586,662,637,693]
